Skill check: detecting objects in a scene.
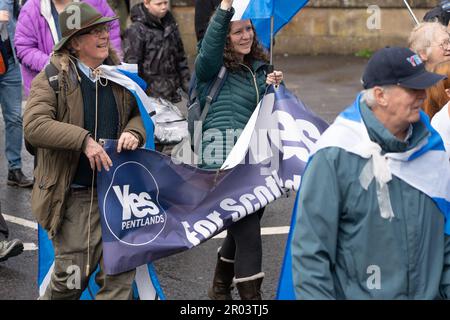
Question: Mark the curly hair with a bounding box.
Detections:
[223,21,269,71]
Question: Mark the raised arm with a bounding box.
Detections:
[195,0,234,82]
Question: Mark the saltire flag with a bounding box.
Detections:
[99,63,155,150]
[96,85,328,275]
[37,63,165,300]
[275,193,299,300]
[276,94,450,299]
[231,0,309,48]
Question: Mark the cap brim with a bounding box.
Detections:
[399,70,447,90]
[53,16,118,52]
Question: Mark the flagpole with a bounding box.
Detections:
[270,15,274,66]
[403,0,420,25]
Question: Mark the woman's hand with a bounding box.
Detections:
[220,0,233,10]
[266,70,284,86]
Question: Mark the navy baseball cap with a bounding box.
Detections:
[362,47,446,90]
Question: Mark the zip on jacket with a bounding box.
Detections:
[240,63,260,105]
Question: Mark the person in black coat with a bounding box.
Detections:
[423,0,450,26]
[124,0,190,103]
[195,0,221,42]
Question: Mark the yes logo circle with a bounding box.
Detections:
[103,161,166,246]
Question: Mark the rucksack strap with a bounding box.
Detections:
[25,62,59,157]
[192,66,227,157]
[200,66,227,123]
[44,62,60,94]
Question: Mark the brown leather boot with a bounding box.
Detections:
[207,255,234,300]
[235,273,264,300]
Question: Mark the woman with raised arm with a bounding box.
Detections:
[195,0,283,300]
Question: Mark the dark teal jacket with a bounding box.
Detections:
[195,7,268,169]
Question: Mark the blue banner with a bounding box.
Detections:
[98,85,328,275]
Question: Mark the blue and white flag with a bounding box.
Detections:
[38,226,165,299]
[37,63,165,300]
[231,0,309,48]
[312,94,450,229]
[98,63,156,150]
[97,85,328,275]
[277,94,450,299]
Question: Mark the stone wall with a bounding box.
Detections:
[304,0,435,8]
[133,1,437,56]
[170,0,436,8]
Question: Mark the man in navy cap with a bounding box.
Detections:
[289,47,450,299]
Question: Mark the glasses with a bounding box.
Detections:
[77,24,111,37]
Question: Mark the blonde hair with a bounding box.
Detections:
[424,61,450,118]
[409,22,448,58]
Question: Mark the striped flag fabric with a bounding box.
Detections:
[38,226,165,299]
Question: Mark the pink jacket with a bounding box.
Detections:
[14,0,122,95]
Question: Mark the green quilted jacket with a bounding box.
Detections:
[195,7,268,169]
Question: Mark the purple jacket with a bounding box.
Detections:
[14,0,122,95]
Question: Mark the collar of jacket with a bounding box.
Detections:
[360,99,429,153]
[48,47,126,131]
[238,59,268,74]
[50,46,121,74]
[48,46,121,97]
[252,60,268,72]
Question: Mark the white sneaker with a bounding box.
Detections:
[0,239,24,262]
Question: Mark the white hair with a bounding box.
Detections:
[362,88,376,108]
[361,86,394,108]
[409,22,448,58]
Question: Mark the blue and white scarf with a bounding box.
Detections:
[96,63,156,150]
[312,94,450,234]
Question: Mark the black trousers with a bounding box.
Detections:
[219,208,265,278]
